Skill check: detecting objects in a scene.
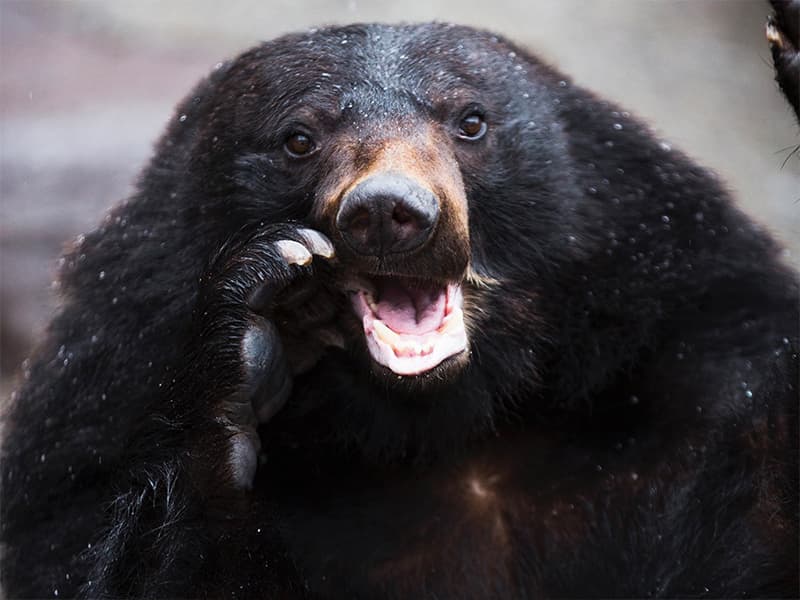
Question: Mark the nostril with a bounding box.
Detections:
[392,204,415,226]
[337,204,373,250]
[349,208,372,233]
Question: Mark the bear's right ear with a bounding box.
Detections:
[767,0,800,123]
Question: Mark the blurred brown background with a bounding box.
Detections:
[1,0,798,395]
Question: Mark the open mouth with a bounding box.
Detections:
[348,276,468,376]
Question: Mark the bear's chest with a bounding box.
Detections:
[260,434,645,598]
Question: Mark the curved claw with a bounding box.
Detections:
[297,228,335,258]
[275,240,313,266]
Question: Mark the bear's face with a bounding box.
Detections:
[175,24,592,453]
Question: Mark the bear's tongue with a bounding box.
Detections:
[373,279,446,335]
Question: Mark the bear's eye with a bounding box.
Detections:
[457,113,487,141]
[284,132,316,157]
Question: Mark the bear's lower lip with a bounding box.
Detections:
[348,276,468,376]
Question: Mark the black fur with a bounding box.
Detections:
[2,23,798,599]
[769,0,800,122]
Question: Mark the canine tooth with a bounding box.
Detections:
[297,228,335,258]
[275,240,312,266]
[438,309,463,334]
[372,319,401,346]
[365,292,379,314]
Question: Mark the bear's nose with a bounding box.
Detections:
[336,173,440,257]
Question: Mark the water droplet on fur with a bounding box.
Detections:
[744,390,753,398]
[40,453,46,463]
[558,80,567,87]
[661,215,671,223]
[613,123,623,130]
[179,114,187,122]
[98,271,105,281]
[659,142,672,152]
[630,472,639,481]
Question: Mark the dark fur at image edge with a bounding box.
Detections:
[768,0,800,122]
[1,17,799,600]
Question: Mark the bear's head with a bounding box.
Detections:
[106,23,611,458]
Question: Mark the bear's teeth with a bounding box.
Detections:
[372,319,401,347]
[351,280,468,374]
[437,308,463,334]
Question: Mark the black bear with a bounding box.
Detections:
[2,19,799,599]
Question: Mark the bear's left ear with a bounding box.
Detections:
[767,0,800,123]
